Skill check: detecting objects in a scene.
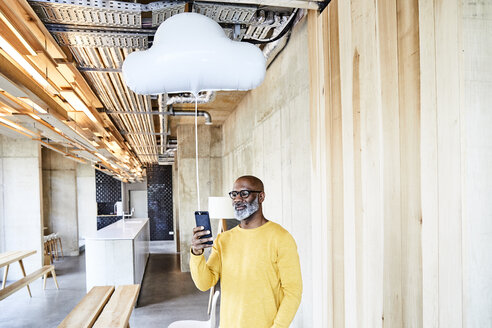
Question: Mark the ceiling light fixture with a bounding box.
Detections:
[29,113,41,120]
[95,153,108,162]
[60,90,98,123]
[0,116,35,136]
[18,97,47,113]
[0,35,57,95]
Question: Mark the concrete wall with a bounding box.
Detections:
[76,163,97,244]
[122,178,147,214]
[175,124,222,271]
[172,159,180,253]
[220,17,312,327]
[42,149,79,256]
[0,136,43,279]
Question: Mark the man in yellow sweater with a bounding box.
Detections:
[190,175,302,328]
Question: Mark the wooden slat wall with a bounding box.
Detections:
[397,0,422,326]
[461,1,492,327]
[418,0,440,326]
[308,9,331,327]
[306,0,487,326]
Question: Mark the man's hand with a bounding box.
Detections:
[191,226,213,255]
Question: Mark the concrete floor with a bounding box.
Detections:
[0,241,219,328]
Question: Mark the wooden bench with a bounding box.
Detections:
[0,265,59,301]
[1,250,37,297]
[59,284,140,328]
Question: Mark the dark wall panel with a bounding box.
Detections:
[97,216,123,230]
[96,170,121,203]
[147,165,173,240]
[95,171,122,230]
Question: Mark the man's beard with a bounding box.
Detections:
[234,196,259,221]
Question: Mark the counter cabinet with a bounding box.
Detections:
[85,218,150,292]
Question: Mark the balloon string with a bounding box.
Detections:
[195,96,201,211]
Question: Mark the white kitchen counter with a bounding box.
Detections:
[86,218,149,240]
[85,218,150,292]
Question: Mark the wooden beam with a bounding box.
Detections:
[0,52,68,120]
[0,19,34,56]
[0,4,45,54]
[55,63,104,109]
[1,0,67,59]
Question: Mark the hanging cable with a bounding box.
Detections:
[195,96,201,210]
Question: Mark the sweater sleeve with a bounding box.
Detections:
[189,235,222,292]
[272,233,303,328]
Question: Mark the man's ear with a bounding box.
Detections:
[258,192,265,203]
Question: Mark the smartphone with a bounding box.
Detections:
[194,211,213,245]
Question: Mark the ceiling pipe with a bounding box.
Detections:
[158,93,168,156]
[106,109,213,125]
[167,106,213,125]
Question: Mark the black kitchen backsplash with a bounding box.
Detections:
[147,165,173,241]
[97,216,123,230]
[96,170,121,215]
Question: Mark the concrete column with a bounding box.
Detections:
[0,135,43,279]
[176,124,222,271]
[42,149,79,256]
[76,163,97,245]
[173,158,180,253]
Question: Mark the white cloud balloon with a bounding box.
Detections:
[122,13,266,96]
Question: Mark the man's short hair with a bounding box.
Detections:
[236,175,264,191]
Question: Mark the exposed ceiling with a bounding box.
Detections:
[0,0,322,181]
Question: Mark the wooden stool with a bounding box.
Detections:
[44,233,63,261]
[43,236,53,264]
[54,233,63,258]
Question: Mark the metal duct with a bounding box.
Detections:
[262,24,290,67]
[261,10,304,66]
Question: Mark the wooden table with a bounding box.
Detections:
[0,250,37,297]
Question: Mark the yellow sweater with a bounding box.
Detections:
[190,221,302,328]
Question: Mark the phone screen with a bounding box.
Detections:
[194,211,213,245]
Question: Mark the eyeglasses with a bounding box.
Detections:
[228,190,262,199]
